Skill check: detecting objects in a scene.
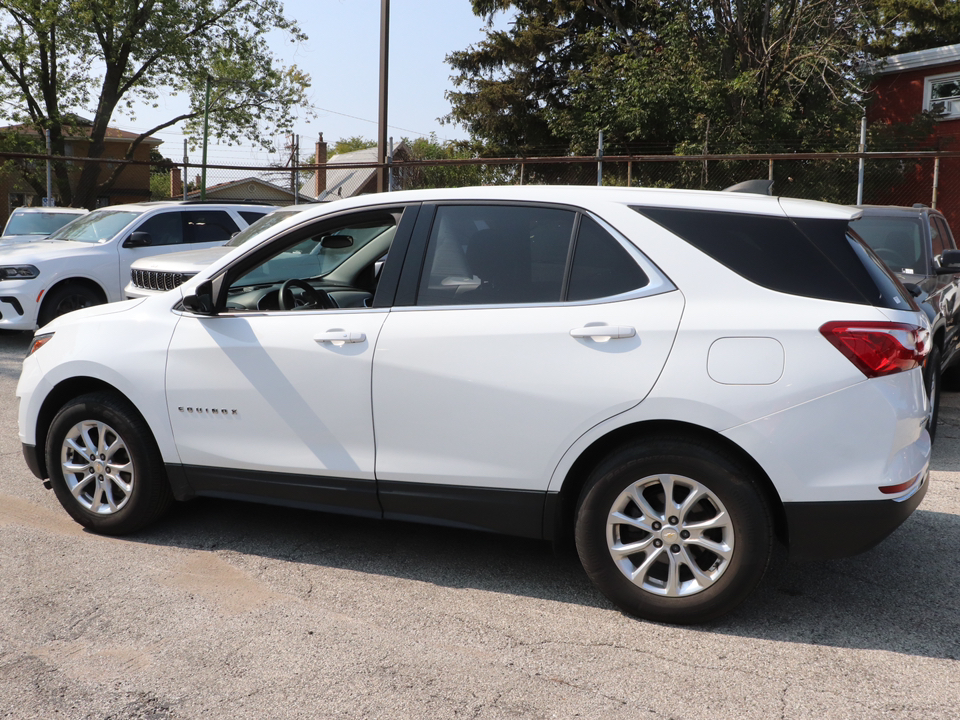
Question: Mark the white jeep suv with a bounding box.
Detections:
[0,201,274,329]
[16,186,931,623]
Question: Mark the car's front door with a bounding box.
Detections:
[371,203,684,536]
[164,206,411,516]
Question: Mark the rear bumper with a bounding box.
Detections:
[784,469,929,559]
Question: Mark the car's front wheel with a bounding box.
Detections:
[45,392,173,535]
[575,437,774,624]
[38,282,102,327]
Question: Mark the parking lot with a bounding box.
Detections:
[0,327,958,720]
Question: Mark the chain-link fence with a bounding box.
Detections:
[4,150,960,230]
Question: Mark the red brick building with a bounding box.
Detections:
[869,44,960,229]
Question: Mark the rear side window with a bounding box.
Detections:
[633,207,915,310]
[183,211,240,244]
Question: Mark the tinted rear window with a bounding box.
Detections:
[632,207,914,311]
[848,215,926,274]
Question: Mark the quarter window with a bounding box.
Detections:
[568,217,649,301]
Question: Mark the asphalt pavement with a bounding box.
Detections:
[0,328,958,719]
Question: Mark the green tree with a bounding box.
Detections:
[0,0,310,208]
[331,136,378,156]
[866,0,960,57]
[446,0,873,159]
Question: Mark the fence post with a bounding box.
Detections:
[627,160,633,188]
[597,131,604,186]
[768,158,774,183]
[933,156,941,209]
[292,134,300,205]
[520,162,524,186]
[44,129,53,206]
[856,115,866,205]
[387,136,394,192]
[182,140,188,201]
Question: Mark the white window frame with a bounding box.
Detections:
[923,71,960,119]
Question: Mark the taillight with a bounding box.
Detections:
[820,321,929,378]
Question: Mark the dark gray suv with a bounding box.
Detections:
[852,204,960,441]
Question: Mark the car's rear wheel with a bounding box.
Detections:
[45,392,173,535]
[575,437,774,624]
[38,283,102,326]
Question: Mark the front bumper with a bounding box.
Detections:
[784,469,929,559]
[22,442,45,480]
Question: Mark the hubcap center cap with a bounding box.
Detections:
[661,527,680,543]
[93,460,105,474]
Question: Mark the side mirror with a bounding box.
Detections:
[902,282,923,298]
[123,231,152,248]
[936,249,960,274]
[320,234,354,249]
[181,280,217,315]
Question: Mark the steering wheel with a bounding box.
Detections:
[278,279,334,310]
[873,248,904,267]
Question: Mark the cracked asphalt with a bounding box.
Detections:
[1,328,958,719]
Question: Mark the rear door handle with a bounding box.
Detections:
[570,325,636,340]
[314,330,366,344]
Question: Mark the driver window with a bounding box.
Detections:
[224,211,399,312]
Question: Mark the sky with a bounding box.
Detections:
[110,0,510,166]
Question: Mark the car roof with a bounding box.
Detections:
[11,206,87,214]
[855,204,941,218]
[91,201,277,213]
[288,186,861,221]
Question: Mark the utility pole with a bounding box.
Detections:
[377,0,390,192]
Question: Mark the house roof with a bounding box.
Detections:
[871,43,960,75]
[0,120,163,146]
[186,175,314,203]
[299,143,409,201]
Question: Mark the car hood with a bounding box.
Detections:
[0,238,100,262]
[0,234,43,245]
[40,297,146,332]
[130,246,232,274]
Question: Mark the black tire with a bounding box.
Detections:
[45,392,173,535]
[38,283,102,327]
[575,437,774,624]
[924,345,942,444]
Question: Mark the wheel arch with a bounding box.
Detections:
[38,277,108,323]
[34,376,135,479]
[548,420,787,549]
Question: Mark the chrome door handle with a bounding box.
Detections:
[570,325,636,340]
[314,330,366,344]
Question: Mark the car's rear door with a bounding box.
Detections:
[371,202,684,536]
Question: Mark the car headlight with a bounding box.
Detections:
[27,332,54,355]
[0,265,39,280]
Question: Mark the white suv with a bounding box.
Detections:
[16,186,931,623]
[0,201,274,329]
[124,206,310,299]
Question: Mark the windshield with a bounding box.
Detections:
[849,216,926,275]
[225,208,305,248]
[47,210,140,244]
[233,221,395,287]
[3,211,84,237]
